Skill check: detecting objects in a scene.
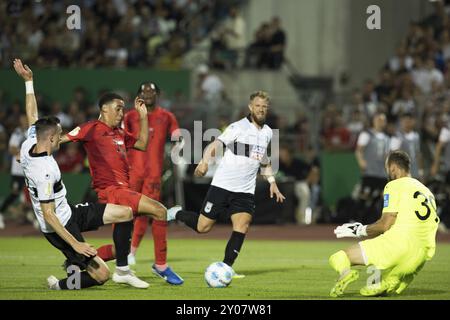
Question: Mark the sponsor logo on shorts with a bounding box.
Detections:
[383,194,389,208]
[204,201,213,213]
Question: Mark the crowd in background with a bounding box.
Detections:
[0,0,244,69]
[0,0,287,70]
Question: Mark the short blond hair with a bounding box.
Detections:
[250,91,270,103]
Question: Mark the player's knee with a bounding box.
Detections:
[197,223,212,233]
[94,266,110,285]
[234,223,250,234]
[120,207,133,222]
[154,205,166,221]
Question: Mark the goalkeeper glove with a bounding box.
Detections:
[334,222,368,238]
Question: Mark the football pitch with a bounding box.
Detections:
[1,237,450,300]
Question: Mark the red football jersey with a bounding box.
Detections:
[66,120,137,191]
[125,107,179,178]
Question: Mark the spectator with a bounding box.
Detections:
[245,23,272,68]
[194,64,226,128]
[278,145,320,225]
[268,17,286,69]
[320,113,352,152]
[412,58,444,94]
[391,88,416,120]
[0,114,29,229]
[388,44,414,73]
[222,7,246,68]
[354,112,390,224]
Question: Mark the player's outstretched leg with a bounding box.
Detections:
[49,257,110,290]
[329,249,360,297]
[167,206,215,234]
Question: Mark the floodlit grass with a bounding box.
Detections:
[1,237,449,300]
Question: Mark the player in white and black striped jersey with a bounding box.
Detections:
[13,58,142,290]
[167,91,285,276]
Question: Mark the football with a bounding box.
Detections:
[204,262,233,288]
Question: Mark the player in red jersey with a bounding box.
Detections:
[124,82,183,285]
[60,93,179,288]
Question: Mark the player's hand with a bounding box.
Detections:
[134,96,147,118]
[194,161,208,177]
[13,58,33,81]
[270,183,286,203]
[73,242,97,258]
[334,222,367,238]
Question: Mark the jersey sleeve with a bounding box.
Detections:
[217,123,240,145]
[26,125,37,140]
[66,122,94,143]
[382,182,400,214]
[35,170,57,203]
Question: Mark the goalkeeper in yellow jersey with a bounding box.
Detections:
[329,150,439,297]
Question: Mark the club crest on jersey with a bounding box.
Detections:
[250,145,265,161]
[113,139,124,145]
[383,194,389,208]
[204,201,213,213]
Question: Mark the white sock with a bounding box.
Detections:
[116,265,130,272]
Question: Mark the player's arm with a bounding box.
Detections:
[40,201,97,257]
[365,212,397,237]
[132,97,148,151]
[60,134,71,144]
[194,139,223,177]
[13,59,38,127]
[260,163,286,203]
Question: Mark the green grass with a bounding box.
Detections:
[0,237,449,300]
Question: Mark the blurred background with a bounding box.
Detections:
[0,0,449,231]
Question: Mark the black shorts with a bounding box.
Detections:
[44,202,106,270]
[10,175,25,193]
[200,185,255,220]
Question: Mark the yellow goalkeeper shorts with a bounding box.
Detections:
[359,233,427,275]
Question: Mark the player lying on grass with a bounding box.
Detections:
[166,91,285,278]
[13,58,137,290]
[329,150,439,297]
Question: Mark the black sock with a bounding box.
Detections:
[223,231,246,267]
[113,221,133,267]
[58,271,99,290]
[176,210,200,232]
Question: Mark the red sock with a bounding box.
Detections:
[97,244,115,262]
[152,220,167,265]
[131,215,149,251]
